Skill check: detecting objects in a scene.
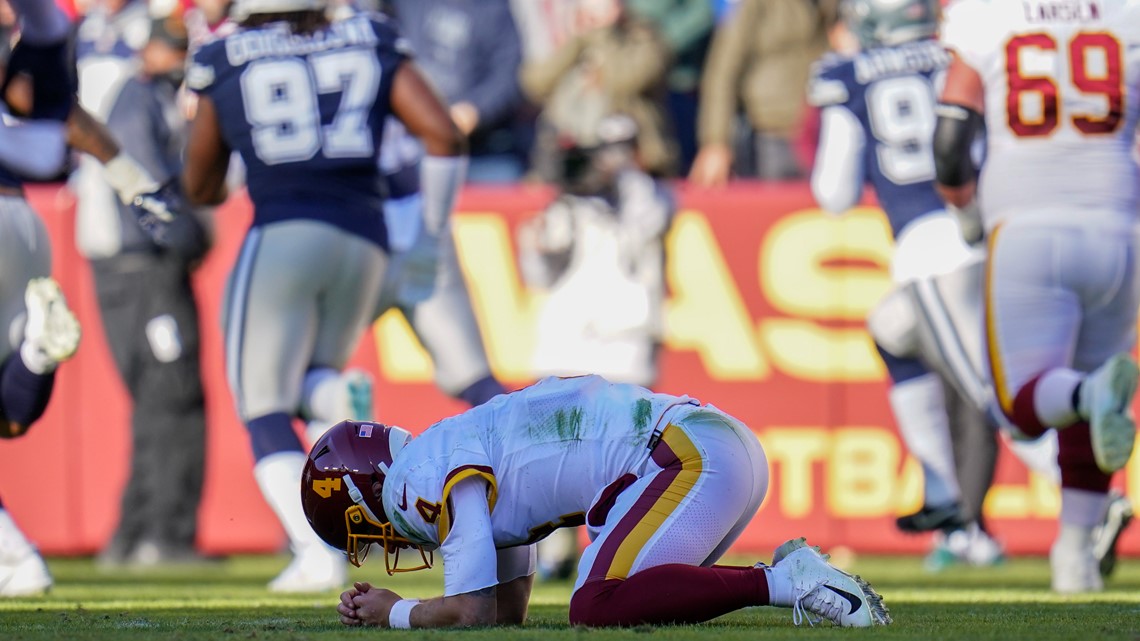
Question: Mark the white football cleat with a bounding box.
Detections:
[1077,353,1139,473]
[1050,524,1103,594]
[1092,492,1133,579]
[268,546,347,593]
[0,549,52,597]
[925,523,1005,572]
[23,277,80,364]
[769,537,891,627]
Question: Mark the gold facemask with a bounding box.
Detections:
[344,504,433,574]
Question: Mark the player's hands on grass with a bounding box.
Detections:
[344,581,402,627]
[337,582,369,626]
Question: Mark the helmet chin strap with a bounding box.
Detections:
[343,474,383,524]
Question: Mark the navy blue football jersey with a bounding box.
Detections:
[808,39,949,237]
[186,13,409,248]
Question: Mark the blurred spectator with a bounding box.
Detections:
[517,114,674,580]
[688,0,835,185]
[521,0,676,180]
[388,0,529,183]
[92,8,214,568]
[508,0,580,63]
[625,0,713,175]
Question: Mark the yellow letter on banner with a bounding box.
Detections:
[665,211,769,380]
[452,214,546,381]
[758,208,894,382]
[826,427,899,518]
[762,428,829,518]
[374,311,433,382]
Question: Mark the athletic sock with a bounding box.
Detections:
[253,450,329,553]
[889,374,960,506]
[568,564,768,626]
[247,412,302,460]
[1057,422,1112,495]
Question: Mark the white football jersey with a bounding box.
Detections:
[940,0,1140,222]
[380,375,698,549]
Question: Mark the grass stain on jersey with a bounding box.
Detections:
[387,511,423,547]
[631,399,653,442]
[529,407,585,443]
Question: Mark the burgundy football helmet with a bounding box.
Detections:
[301,419,433,573]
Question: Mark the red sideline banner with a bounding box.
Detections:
[0,183,1135,557]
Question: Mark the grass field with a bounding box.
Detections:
[1,552,1138,640]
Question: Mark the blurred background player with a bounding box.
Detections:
[177,0,467,592]
[357,117,507,422]
[91,5,215,569]
[807,0,1004,569]
[0,0,82,597]
[303,376,891,629]
[516,113,675,579]
[935,0,1140,593]
[298,109,508,447]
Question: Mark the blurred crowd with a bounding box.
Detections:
[2,0,844,186]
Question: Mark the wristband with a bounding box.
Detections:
[388,598,419,629]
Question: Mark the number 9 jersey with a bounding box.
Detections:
[186,13,410,248]
[807,39,950,236]
[940,0,1140,224]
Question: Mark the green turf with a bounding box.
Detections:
[1,553,1138,640]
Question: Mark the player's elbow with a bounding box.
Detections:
[810,170,858,215]
[423,123,468,158]
[181,174,226,207]
[183,185,225,207]
[497,609,527,626]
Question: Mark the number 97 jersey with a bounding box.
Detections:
[807,39,950,236]
[940,0,1140,220]
[186,13,410,248]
